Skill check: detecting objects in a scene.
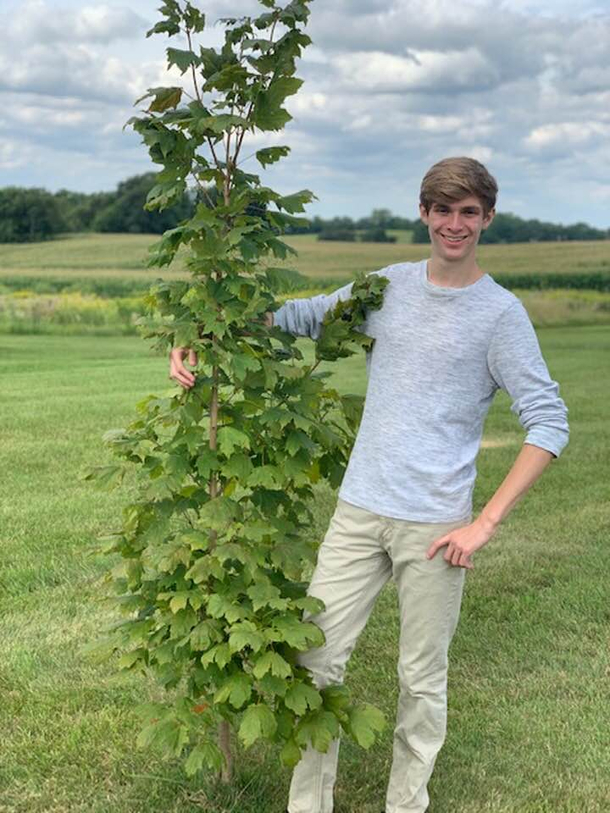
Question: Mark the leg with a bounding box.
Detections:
[288,499,393,813]
[384,518,469,813]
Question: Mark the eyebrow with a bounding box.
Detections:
[433,203,482,213]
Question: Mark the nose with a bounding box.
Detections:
[447,212,462,231]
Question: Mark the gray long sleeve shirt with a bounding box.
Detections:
[274,260,569,522]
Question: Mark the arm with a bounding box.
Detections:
[273,282,354,339]
[169,285,354,388]
[426,443,554,568]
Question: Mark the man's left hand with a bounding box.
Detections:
[426,517,497,569]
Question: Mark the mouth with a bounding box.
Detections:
[440,234,467,243]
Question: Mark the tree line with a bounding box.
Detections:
[0,175,607,243]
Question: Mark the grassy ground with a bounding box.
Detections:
[1,232,609,291]
[1,327,608,812]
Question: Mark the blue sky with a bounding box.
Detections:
[1,0,609,227]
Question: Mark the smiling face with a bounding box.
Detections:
[419,196,495,264]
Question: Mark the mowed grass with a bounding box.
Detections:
[1,232,609,289]
[1,327,609,812]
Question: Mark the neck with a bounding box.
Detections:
[427,255,484,288]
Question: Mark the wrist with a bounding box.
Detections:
[477,511,501,534]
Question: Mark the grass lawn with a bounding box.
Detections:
[1,327,609,812]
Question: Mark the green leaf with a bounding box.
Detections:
[345,704,386,749]
[135,86,183,113]
[185,741,223,776]
[167,47,199,74]
[228,621,266,654]
[252,651,292,680]
[217,426,251,456]
[321,684,351,714]
[147,20,181,38]
[198,496,237,531]
[189,621,214,651]
[117,649,145,670]
[169,593,189,613]
[222,452,253,481]
[295,710,339,753]
[207,594,247,624]
[232,352,260,381]
[248,465,283,489]
[238,703,278,748]
[254,77,303,131]
[195,449,219,479]
[258,673,288,697]
[83,464,125,491]
[275,190,314,213]
[273,616,325,650]
[247,581,288,612]
[285,429,317,456]
[214,672,253,709]
[284,681,323,716]
[256,146,291,167]
[292,595,325,616]
[280,737,303,768]
[200,642,232,669]
[205,114,250,133]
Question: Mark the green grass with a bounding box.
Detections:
[1,327,609,812]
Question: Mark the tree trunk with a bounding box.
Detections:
[218,719,233,783]
[208,364,232,781]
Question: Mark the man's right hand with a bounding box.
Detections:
[169,347,197,389]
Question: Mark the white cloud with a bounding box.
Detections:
[525,121,610,149]
[0,0,609,227]
[333,48,498,93]
[8,1,146,44]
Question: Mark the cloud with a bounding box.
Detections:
[525,121,610,150]
[333,48,498,94]
[1,0,609,228]
[8,1,147,44]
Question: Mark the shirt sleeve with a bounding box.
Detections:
[487,301,569,458]
[273,282,354,339]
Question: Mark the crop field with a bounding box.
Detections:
[1,325,609,812]
[1,232,609,289]
[1,233,610,335]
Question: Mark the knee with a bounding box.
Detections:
[398,654,449,698]
[297,645,350,689]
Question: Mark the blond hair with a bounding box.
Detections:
[419,157,498,216]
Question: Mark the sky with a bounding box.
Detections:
[1,0,609,227]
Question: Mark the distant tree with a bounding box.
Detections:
[411,219,430,244]
[54,189,115,232]
[318,229,356,242]
[0,187,67,243]
[92,173,194,234]
[360,227,397,243]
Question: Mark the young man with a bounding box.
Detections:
[169,157,569,813]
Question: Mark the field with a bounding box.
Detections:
[1,231,609,288]
[1,233,609,812]
[1,233,610,334]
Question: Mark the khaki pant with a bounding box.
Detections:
[288,498,469,813]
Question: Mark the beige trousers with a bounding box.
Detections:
[288,498,469,813]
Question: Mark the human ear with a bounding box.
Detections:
[482,207,495,229]
[419,203,429,224]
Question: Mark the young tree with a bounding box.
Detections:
[87,0,388,786]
